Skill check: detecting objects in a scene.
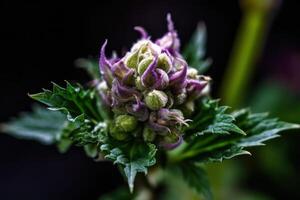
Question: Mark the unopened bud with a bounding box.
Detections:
[125,50,139,69]
[145,90,168,110]
[187,68,198,79]
[115,114,137,132]
[137,56,154,75]
[143,126,156,142]
[109,126,128,141]
[157,53,172,73]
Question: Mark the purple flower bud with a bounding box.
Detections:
[160,133,183,150]
[169,59,188,93]
[148,112,171,135]
[186,76,210,100]
[156,14,180,56]
[111,80,140,104]
[126,96,149,121]
[141,56,158,88]
[157,108,189,127]
[99,40,114,86]
[152,69,169,90]
[98,14,211,150]
[112,60,135,85]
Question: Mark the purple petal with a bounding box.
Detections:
[134,26,148,39]
[148,112,170,135]
[157,108,187,126]
[186,79,209,100]
[152,68,169,90]
[169,59,188,93]
[155,14,180,56]
[167,13,175,33]
[111,80,140,104]
[126,96,149,121]
[141,56,158,87]
[112,60,134,85]
[99,40,113,86]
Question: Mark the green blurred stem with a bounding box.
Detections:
[220,0,279,108]
[168,138,236,164]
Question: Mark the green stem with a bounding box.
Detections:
[170,139,236,164]
[220,0,280,108]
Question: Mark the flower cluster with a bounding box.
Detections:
[98,14,210,149]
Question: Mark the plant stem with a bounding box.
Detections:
[220,0,280,108]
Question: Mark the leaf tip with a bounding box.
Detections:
[129,182,134,193]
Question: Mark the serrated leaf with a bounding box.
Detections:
[101,140,157,192]
[183,23,212,73]
[29,81,105,121]
[169,162,212,200]
[1,105,68,145]
[173,98,299,164]
[186,98,245,137]
[69,120,107,146]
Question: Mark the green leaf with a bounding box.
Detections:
[84,143,99,158]
[1,105,67,145]
[69,120,107,146]
[57,138,73,153]
[75,58,100,80]
[169,162,212,200]
[183,23,212,73]
[172,98,299,164]
[29,81,106,121]
[186,98,245,137]
[101,139,157,192]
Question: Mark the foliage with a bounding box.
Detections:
[183,23,212,73]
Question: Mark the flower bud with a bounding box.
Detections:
[115,114,137,132]
[109,127,128,141]
[135,76,146,91]
[145,90,168,110]
[160,132,183,150]
[187,68,198,79]
[157,53,172,73]
[125,50,139,69]
[137,56,154,75]
[152,69,169,90]
[143,126,156,142]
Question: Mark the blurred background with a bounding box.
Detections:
[0,0,299,199]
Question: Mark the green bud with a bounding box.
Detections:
[157,53,172,73]
[137,56,154,75]
[125,50,139,69]
[145,90,168,110]
[135,76,146,91]
[109,125,128,141]
[115,114,137,132]
[143,127,156,142]
[162,131,179,144]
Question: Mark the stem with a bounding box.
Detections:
[169,139,236,164]
[220,0,280,108]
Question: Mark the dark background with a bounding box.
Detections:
[0,1,299,199]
